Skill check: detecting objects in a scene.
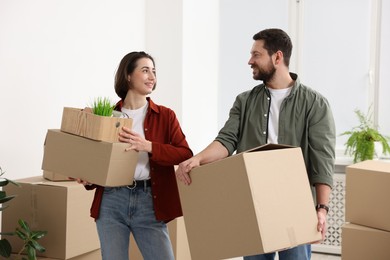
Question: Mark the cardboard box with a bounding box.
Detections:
[42,129,138,187]
[178,144,321,260]
[61,107,133,142]
[43,170,72,181]
[2,176,99,259]
[11,249,101,260]
[129,217,191,259]
[345,160,390,232]
[342,223,390,260]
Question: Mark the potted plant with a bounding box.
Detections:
[91,97,115,116]
[340,108,390,163]
[0,167,47,260]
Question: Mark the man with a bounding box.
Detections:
[176,28,335,260]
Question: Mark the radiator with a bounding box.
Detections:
[312,173,345,255]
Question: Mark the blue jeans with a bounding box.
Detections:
[96,186,174,260]
[244,245,311,260]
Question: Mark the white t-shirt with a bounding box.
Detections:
[121,103,150,180]
[267,87,292,144]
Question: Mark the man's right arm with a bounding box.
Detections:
[176,141,228,185]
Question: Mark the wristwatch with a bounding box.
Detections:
[315,204,329,214]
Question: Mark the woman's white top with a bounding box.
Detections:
[121,103,150,180]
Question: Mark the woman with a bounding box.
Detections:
[85,51,193,260]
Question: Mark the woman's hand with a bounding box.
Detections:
[119,126,152,152]
[69,177,92,186]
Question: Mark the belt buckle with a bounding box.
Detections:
[126,181,137,190]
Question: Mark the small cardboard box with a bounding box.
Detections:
[345,160,390,232]
[42,129,138,187]
[178,144,321,260]
[61,107,133,142]
[342,223,390,260]
[129,217,191,259]
[2,176,99,259]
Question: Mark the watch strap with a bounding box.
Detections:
[315,204,329,214]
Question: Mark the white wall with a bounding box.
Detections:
[218,0,290,126]
[0,0,145,179]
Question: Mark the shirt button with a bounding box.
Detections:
[263,131,266,135]
[264,114,267,117]
[267,97,270,101]
[145,128,148,131]
[153,196,157,199]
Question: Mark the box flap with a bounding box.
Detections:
[245,143,296,153]
[346,160,390,173]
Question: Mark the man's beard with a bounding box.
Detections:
[252,64,276,83]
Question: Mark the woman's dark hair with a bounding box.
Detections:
[253,28,292,67]
[114,51,156,100]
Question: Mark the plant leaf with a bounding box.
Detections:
[27,245,37,260]
[0,194,16,204]
[18,219,31,235]
[15,229,27,240]
[29,239,46,253]
[0,178,9,187]
[31,230,47,240]
[0,238,12,257]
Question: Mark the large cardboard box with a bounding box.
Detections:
[342,223,390,260]
[11,249,101,260]
[42,129,138,187]
[345,160,390,232]
[2,176,99,259]
[43,170,71,181]
[178,144,321,260]
[129,217,191,259]
[61,107,133,142]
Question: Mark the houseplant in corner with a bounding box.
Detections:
[0,167,47,260]
[340,108,390,163]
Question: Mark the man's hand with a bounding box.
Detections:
[175,157,200,185]
[317,210,327,241]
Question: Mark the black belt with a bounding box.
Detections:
[126,179,151,189]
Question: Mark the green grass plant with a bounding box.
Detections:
[91,97,115,117]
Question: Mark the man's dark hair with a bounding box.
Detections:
[253,28,293,67]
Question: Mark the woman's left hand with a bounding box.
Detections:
[119,126,152,153]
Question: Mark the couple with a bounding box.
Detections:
[82,28,335,260]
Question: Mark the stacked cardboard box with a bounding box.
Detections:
[41,107,138,187]
[178,144,322,260]
[2,176,100,259]
[60,107,132,142]
[11,249,101,260]
[343,160,390,260]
